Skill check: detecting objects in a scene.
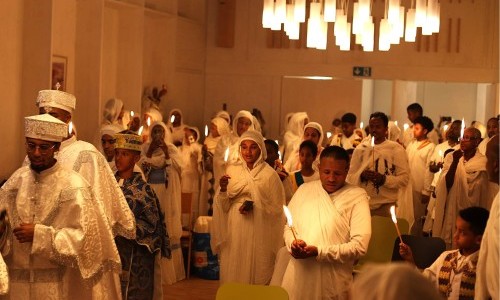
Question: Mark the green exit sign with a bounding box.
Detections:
[353,66,372,77]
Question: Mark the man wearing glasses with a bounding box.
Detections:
[432,127,489,249]
[0,114,120,299]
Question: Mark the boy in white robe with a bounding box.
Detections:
[0,114,120,300]
[281,146,371,300]
[400,207,489,300]
[406,116,436,235]
[432,128,489,249]
[347,112,411,218]
[403,103,439,147]
[329,113,363,150]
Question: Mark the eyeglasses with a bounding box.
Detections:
[461,136,479,141]
[25,142,56,153]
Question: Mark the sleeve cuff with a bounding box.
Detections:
[31,224,54,255]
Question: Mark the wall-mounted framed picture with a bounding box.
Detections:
[51,55,67,91]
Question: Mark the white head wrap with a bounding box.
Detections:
[148,121,173,144]
[36,90,76,114]
[304,121,324,146]
[25,114,68,142]
[216,110,231,124]
[144,108,163,123]
[232,110,255,137]
[168,108,184,126]
[102,98,124,125]
[351,263,442,300]
[238,130,266,166]
[211,117,231,137]
[288,112,309,136]
[100,124,123,138]
[387,121,402,142]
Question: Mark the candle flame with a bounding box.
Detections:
[224,147,230,162]
[326,131,332,139]
[443,124,449,132]
[205,125,209,137]
[170,115,175,123]
[278,150,282,161]
[394,120,398,126]
[283,205,293,227]
[371,136,375,147]
[403,123,409,131]
[390,205,398,224]
[460,118,465,139]
[147,117,151,127]
[439,150,443,158]
[275,140,279,146]
[130,110,135,117]
[138,126,144,135]
[68,121,73,135]
[360,122,364,129]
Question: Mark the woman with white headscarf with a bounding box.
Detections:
[103,98,125,128]
[212,130,285,284]
[199,117,232,216]
[213,110,256,189]
[282,112,309,164]
[139,121,186,285]
[180,126,203,220]
[167,108,188,147]
[284,121,324,173]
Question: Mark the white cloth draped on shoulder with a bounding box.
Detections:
[211,130,285,285]
[281,181,371,300]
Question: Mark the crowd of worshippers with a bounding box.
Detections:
[0,89,498,300]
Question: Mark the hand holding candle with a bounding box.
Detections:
[390,205,403,243]
[283,205,298,242]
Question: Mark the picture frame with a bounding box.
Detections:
[51,55,67,91]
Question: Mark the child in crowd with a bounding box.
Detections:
[399,206,490,300]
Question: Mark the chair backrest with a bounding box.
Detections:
[392,234,446,269]
[355,216,410,270]
[216,283,289,300]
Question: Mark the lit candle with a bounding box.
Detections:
[438,150,444,163]
[278,150,282,161]
[170,114,175,124]
[275,139,279,146]
[403,123,409,131]
[130,110,135,117]
[223,146,230,173]
[390,205,403,243]
[360,121,364,129]
[460,118,465,140]
[371,136,375,170]
[394,120,398,127]
[283,205,298,242]
[326,131,332,139]
[205,125,209,137]
[443,124,449,132]
[147,117,151,127]
[68,121,73,135]
[138,125,144,136]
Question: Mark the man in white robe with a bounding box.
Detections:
[281,146,371,300]
[0,114,121,300]
[406,116,435,235]
[433,128,489,248]
[475,135,499,300]
[478,116,499,155]
[347,112,411,220]
[35,90,135,299]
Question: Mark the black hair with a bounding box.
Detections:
[346,148,354,156]
[369,112,389,127]
[299,140,318,158]
[407,103,423,114]
[264,139,279,153]
[320,146,350,164]
[413,116,434,132]
[458,206,489,235]
[341,113,357,124]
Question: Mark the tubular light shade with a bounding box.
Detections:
[379,19,391,51]
[362,17,374,51]
[324,0,337,22]
[316,20,328,50]
[415,0,427,27]
[352,3,362,34]
[294,0,306,22]
[404,8,416,42]
[340,22,352,51]
[262,0,274,28]
[275,0,287,24]
[388,0,400,25]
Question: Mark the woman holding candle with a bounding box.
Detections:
[212,130,285,285]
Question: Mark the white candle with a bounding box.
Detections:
[460,118,465,140]
[138,126,144,136]
[204,125,209,137]
[223,147,230,173]
[283,205,298,242]
[371,136,375,169]
[390,205,403,243]
[147,117,151,127]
